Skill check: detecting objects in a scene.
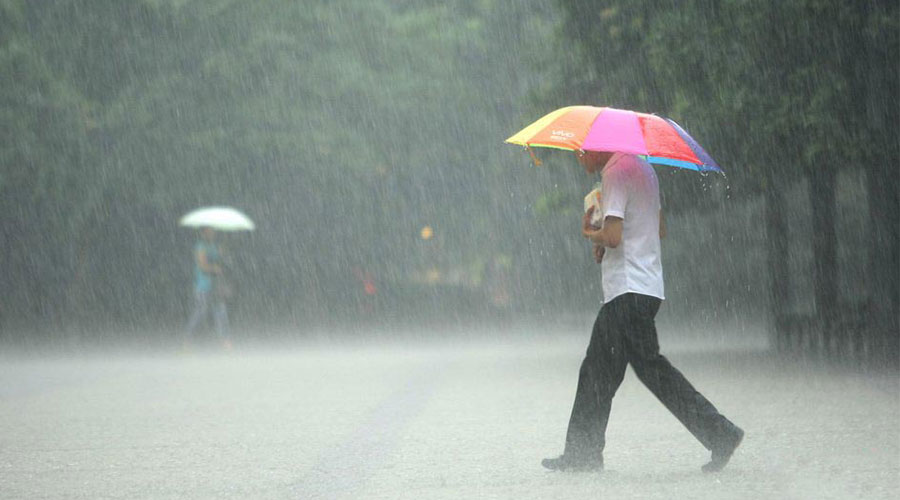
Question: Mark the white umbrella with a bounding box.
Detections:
[179,206,255,231]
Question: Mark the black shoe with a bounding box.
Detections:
[541,455,602,472]
[702,427,744,473]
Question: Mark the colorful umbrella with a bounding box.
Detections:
[179,206,255,231]
[505,106,722,173]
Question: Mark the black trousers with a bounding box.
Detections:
[563,293,740,463]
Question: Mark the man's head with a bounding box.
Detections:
[576,150,614,174]
[201,227,216,241]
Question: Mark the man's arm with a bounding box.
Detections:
[582,210,623,248]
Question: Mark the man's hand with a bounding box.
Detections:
[582,214,623,248]
[582,206,601,239]
[584,207,605,262]
[582,206,595,230]
[592,243,605,263]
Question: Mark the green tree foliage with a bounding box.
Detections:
[0,0,103,327]
[550,0,899,349]
[549,0,897,189]
[1,0,563,333]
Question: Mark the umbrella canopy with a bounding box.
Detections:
[179,206,255,231]
[506,106,722,173]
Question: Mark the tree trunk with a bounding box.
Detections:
[861,0,900,365]
[809,168,838,356]
[765,181,790,351]
[866,165,900,364]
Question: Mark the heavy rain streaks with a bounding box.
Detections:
[1,1,897,499]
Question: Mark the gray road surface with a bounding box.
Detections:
[1,331,897,499]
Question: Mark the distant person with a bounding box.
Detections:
[541,151,743,473]
[184,227,231,349]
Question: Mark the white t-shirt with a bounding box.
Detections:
[599,153,665,303]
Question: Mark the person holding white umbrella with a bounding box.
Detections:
[183,226,230,349]
[179,207,254,349]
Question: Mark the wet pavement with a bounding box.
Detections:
[1,331,897,499]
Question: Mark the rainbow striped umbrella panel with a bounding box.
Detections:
[506,106,722,173]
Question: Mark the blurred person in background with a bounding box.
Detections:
[184,227,232,350]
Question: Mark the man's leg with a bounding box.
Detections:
[544,298,628,470]
[623,294,743,470]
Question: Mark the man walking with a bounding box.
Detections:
[541,151,743,473]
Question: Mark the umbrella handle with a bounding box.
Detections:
[527,147,543,167]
